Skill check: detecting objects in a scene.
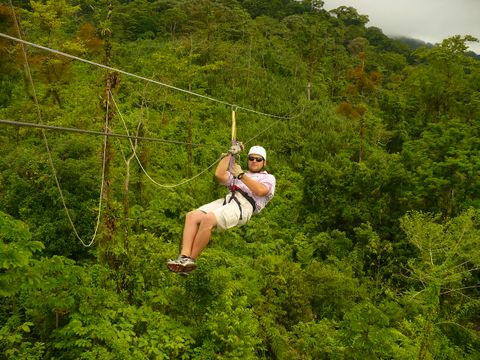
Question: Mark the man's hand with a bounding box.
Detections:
[228,142,244,155]
[230,163,244,178]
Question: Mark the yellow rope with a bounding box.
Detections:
[231,107,237,142]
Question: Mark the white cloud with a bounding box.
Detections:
[322,0,480,53]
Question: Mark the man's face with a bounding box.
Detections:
[247,154,265,172]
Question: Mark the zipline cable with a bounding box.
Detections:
[8,0,105,247]
[2,27,303,151]
[0,32,298,120]
[0,118,221,149]
[111,91,222,188]
[243,123,278,146]
[3,3,295,249]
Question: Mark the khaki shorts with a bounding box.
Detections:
[198,193,254,231]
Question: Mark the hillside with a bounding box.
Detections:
[1,0,480,358]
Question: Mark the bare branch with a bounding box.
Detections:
[441,285,480,295]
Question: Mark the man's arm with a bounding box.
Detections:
[216,142,245,184]
[238,174,269,197]
[229,162,270,197]
[215,154,232,184]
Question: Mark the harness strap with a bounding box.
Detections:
[223,192,243,220]
[223,185,256,221]
[233,187,256,212]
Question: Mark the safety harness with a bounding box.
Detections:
[223,185,256,220]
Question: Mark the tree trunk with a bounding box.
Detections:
[417,284,440,360]
[99,0,117,267]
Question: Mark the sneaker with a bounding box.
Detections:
[167,255,197,273]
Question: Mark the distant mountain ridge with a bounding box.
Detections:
[392,35,480,59]
[393,36,434,50]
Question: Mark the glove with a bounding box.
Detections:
[230,163,244,178]
[228,142,244,155]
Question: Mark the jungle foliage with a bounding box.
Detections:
[1,0,480,358]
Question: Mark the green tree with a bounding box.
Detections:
[402,117,480,217]
[238,0,312,19]
[401,209,480,359]
[402,35,480,122]
[0,212,43,297]
[329,6,368,43]
[283,13,333,100]
[19,0,84,106]
[0,212,45,359]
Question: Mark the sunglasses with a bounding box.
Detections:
[248,156,264,162]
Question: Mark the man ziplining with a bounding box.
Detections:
[167,144,276,274]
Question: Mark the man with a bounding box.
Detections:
[167,144,276,274]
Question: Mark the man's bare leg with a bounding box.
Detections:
[168,211,216,273]
[180,210,205,257]
[189,213,217,259]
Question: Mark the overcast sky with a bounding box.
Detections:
[322,0,480,54]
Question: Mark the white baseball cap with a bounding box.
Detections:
[248,145,267,160]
